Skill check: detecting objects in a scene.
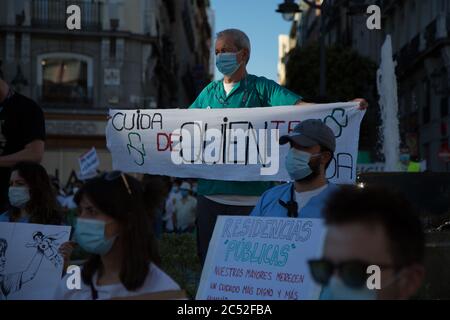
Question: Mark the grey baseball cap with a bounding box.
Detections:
[279,119,336,152]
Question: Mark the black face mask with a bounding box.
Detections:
[295,155,322,183]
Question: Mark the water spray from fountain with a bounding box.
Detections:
[377,35,400,172]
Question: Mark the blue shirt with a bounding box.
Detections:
[250,183,339,219]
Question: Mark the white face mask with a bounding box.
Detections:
[8,186,31,208]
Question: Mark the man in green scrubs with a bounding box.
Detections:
[190,29,367,264]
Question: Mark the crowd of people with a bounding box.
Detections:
[0,28,429,300]
[0,160,426,300]
[47,173,199,238]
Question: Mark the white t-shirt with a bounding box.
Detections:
[295,185,328,212]
[54,263,180,300]
[223,81,238,96]
[173,195,197,231]
[163,191,182,231]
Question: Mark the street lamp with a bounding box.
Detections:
[277,0,372,101]
[277,0,328,101]
[276,0,302,22]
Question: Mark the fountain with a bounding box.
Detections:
[360,37,450,300]
[376,35,400,172]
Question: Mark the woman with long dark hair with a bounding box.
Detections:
[54,171,180,299]
[0,161,62,224]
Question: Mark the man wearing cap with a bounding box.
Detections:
[251,119,338,218]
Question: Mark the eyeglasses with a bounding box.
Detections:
[103,171,132,195]
[308,259,396,289]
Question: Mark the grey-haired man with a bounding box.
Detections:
[189,28,367,264]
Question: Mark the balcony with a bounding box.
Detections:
[395,14,450,75]
[31,0,103,31]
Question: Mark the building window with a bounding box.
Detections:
[441,97,449,117]
[110,38,117,60]
[31,0,102,31]
[441,0,447,12]
[399,94,405,115]
[441,122,448,137]
[423,80,431,124]
[423,142,430,168]
[14,33,22,60]
[37,53,93,107]
[423,105,431,124]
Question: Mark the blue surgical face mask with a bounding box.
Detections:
[319,276,377,300]
[285,149,321,181]
[75,218,117,255]
[180,190,189,198]
[216,52,242,76]
[8,186,31,208]
[399,154,410,163]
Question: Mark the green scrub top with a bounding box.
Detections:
[189,74,302,197]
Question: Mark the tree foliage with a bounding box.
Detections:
[285,43,377,103]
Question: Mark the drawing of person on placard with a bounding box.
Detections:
[0,238,44,300]
[25,231,67,268]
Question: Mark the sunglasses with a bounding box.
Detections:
[102,171,132,195]
[308,259,396,289]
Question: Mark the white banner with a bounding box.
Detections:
[106,103,365,183]
[0,222,71,300]
[196,216,326,300]
[78,147,99,176]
